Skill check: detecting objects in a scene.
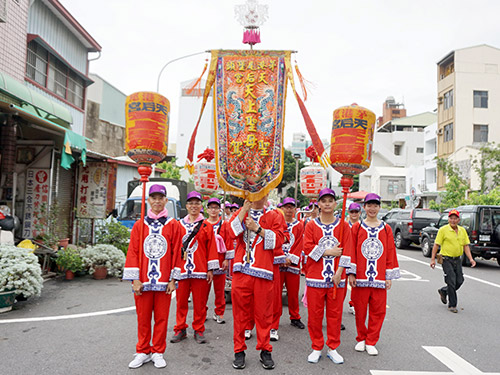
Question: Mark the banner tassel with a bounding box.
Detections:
[186,59,208,97]
[294,63,310,102]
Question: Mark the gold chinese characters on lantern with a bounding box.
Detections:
[330,103,376,176]
[125,92,170,165]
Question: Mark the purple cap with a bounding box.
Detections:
[318,188,336,200]
[277,203,283,208]
[348,203,361,211]
[207,197,221,206]
[231,203,240,209]
[364,193,381,204]
[186,191,202,202]
[149,184,166,196]
[282,197,296,207]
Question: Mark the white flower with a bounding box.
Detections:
[80,244,125,278]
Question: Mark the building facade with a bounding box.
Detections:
[436,44,500,190]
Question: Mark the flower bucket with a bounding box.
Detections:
[0,289,16,313]
[93,266,108,280]
[65,270,75,280]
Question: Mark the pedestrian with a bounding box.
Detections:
[303,188,352,365]
[224,201,232,219]
[205,197,235,324]
[123,184,181,369]
[171,191,219,345]
[229,194,286,370]
[275,197,305,333]
[346,202,362,315]
[430,209,476,313]
[231,203,239,214]
[347,193,400,356]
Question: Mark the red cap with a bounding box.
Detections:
[448,209,460,218]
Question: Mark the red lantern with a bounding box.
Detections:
[330,103,376,176]
[300,166,327,198]
[125,91,170,166]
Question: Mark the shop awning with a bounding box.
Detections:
[0,71,72,127]
[0,101,90,169]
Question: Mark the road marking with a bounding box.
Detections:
[397,269,429,282]
[0,290,176,324]
[371,346,500,375]
[397,254,500,289]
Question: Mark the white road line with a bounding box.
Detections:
[0,290,176,324]
[397,254,500,289]
[371,345,500,375]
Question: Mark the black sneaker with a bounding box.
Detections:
[340,323,345,331]
[290,319,305,329]
[260,350,275,370]
[438,289,447,305]
[232,351,246,369]
[170,329,187,343]
[194,331,208,344]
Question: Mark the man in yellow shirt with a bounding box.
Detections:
[430,209,476,313]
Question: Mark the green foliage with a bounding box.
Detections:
[466,187,500,205]
[95,220,130,255]
[157,158,181,180]
[280,150,308,206]
[34,201,67,249]
[472,142,500,193]
[56,247,83,272]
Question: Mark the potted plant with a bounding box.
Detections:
[0,244,43,312]
[34,201,68,250]
[55,247,83,280]
[80,244,126,280]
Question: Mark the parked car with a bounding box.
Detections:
[419,205,500,266]
[382,208,441,248]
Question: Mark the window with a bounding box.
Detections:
[444,123,453,142]
[443,89,453,110]
[473,124,488,143]
[394,144,402,156]
[416,147,424,153]
[26,41,85,108]
[387,180,399,194]
[473,90,488,108]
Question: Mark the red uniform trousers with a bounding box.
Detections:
[279,271,301,321]
[232,272,273,353]
[271,264,282,330]
[307,286,346,351]
[174,278,209,333]
[208,273,226,316]
[351,287,387,346]
[134,291,172,354]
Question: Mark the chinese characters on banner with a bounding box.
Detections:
[76,162,108,218]
[125,92,170,165]
[23,169,50,238]
[214,50,289,199]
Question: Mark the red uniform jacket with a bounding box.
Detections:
[211,218,235,275]
[346,221,400,288]
[280,219,304,274]
[173,218,219,280]
[303,217,352,288]
[123,216,181,291]
[229,208,286,280]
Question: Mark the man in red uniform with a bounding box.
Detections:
[206,197,234,324]
[229,195,286,370]
[347,193,400,356]
[273,197,305,336]
[303,188,352,365]
[124,184,181,369]
[346,202,362,316]
[171,191,219,344]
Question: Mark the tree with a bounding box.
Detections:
[429,158,468,211]
[157,158,181,180]
[472,142,500,194]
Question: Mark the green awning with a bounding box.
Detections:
[0,71,72,127]
[6,103,89,170]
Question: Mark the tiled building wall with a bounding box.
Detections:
[0,0,29,82]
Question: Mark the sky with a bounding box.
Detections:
[62,0,500,148]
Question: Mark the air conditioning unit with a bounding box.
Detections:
[0,0,7,23]
[437,97,443,104]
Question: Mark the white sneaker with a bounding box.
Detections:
[244,329,252,339]
[354,340,365,352]
[213,314,225,324]
[128,353,151,368]
[348,305,355,315]
[366,345,378,356]
[270,329,279,341]
[327,349,344,364]
[151,353,166,368]
[307,350,322,363]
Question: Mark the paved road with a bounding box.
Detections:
[1,247,500,374]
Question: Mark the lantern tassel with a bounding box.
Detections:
[294,63,311,102]
[186,60,208,97]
